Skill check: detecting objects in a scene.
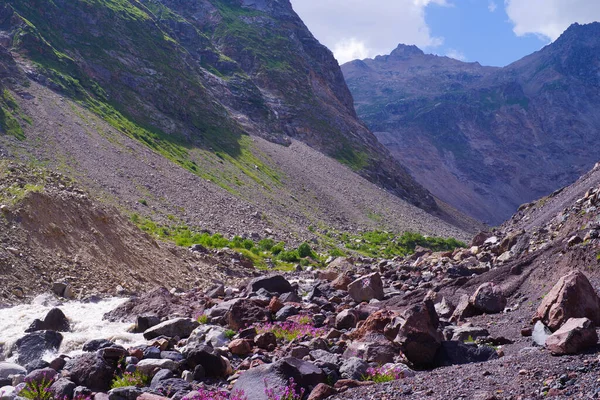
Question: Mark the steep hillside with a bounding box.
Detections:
[343,23,600,225]
[0,0,436,211]
[0,0,480,244]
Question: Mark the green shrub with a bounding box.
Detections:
[277,250,299,262]
[242,239,255,250]
[297,242,314,258]
[258,238,275,251]
[271,242,285,255]
[138,199,148,206]
[111,370,150,389]
[224,329,236,339]
[197,314,209,324]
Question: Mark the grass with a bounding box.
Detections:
[131,214,324,271]
[339,230,466,259]
[197,314,209,324]
[0,89,26,140]
[224,329,236,339]
[110,370,150,389]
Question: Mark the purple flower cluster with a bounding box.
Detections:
[264,378,305,400]
[364,365,408,383]
[256,318,325,341]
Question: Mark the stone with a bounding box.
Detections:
[228,339,253,356]
[14,331,63,366]
[64,353,116,391]
[532,321,552,346]
[182,345,230,378]
[450,326,490,342]
[52,282,74,299]
[0,363,26,381]
[108,386,143,400]
[25,368,58,384]
[246,275,293,295]
[471,232,491,247]
[331,274,353,291]
[391,301,442,367]
[307,383,337,400]
[339,357,369,380]
[133,316,161,333]
[232,358,324,400]
[434,298,455,319]
[25,308,70,333]
[470,282,507,314]
[151,378,191,398]
[82,339,115,352]
[255,332,277,350]
[545,318,598,355]
[434,342,498,367]
[150,369,174,388]
[135,359,179,376]
[567,235,583,246]
[226,299,269,331]
[275,305,298,321]
[534,271,600,331]
[334,309,358,330]
[347,273,384,303]
[343,337,397,365]
[268,297,284,314]
[143,318,199,340]
[451,295,479,321]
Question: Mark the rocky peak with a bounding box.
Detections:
[388,43,425,59]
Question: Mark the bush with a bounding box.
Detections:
[271,242,285,255]
[277,250,299,263]
[224,329,236,339]
[258,238,274,251]
[20,375,55,400]
[297,242,314,258]
[111,370,150,389]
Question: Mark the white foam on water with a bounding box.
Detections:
[0,296,145,361]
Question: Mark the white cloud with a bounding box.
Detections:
[446,48,467,61]
[505,0,600,40]
[290,0,450,64]
[488,1,497,12]
[332,38,370,64]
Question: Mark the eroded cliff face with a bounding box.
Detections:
[0,0,436,211]
[343,23,600,225]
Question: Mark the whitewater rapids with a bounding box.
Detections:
[0,296,145,361]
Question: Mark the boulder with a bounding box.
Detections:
[246,275,293,295]
[135,359,179,376]
[255,332,277,350]
[334,310,358,330]
[451,295,479,321]
[534,271,600,331]
[232,358,324,400]
[434,298,455,319]
[226,299,269,331]
[448,325,490,342]
[182,345,230,378]
[25,368,58,384]
[307,383,337,400]
[151,378,191,398]
[434,341,498,367]
[343,335,397,365]
[469,282,506,314]
[108,386,143,400]
[339,358,369,380]
[391,301,442,367]
[26,308,70,333]
[82,339,115,352]
[331,274,353,291]
[275,306,298,322]
[48,378,76,400]
[14,331,63,366]
[143,318,198,340]
[347,273,384,303]
[0,363,26,382]
[545,318,598,355]
[228,339,253,356]
[64,353,116,391]
[149,369,173,388]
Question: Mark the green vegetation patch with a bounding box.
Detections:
[0,89,26,140]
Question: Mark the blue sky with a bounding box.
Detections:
[291,0,600,66]
[426,1,547,66]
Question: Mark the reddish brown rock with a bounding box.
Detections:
[349,309,396,341]
[268,297,284,314]
[545,318,598,355]
[534,271,600,331]
[307,383,337,400]
[228,339,253,356]
[332,274,353,291]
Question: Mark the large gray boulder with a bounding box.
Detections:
[143,318,199,340]
[14,331,63,366]
[469,282,506,314]
[232,358,324,400]
[64,353,117,391]
[26,308,70,333]
[347,273,384,303]
[246,275,293,295]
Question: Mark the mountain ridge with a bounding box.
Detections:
[342,22,600,225]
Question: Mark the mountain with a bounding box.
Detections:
[342,23,600,225]
[0,0,479,244]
